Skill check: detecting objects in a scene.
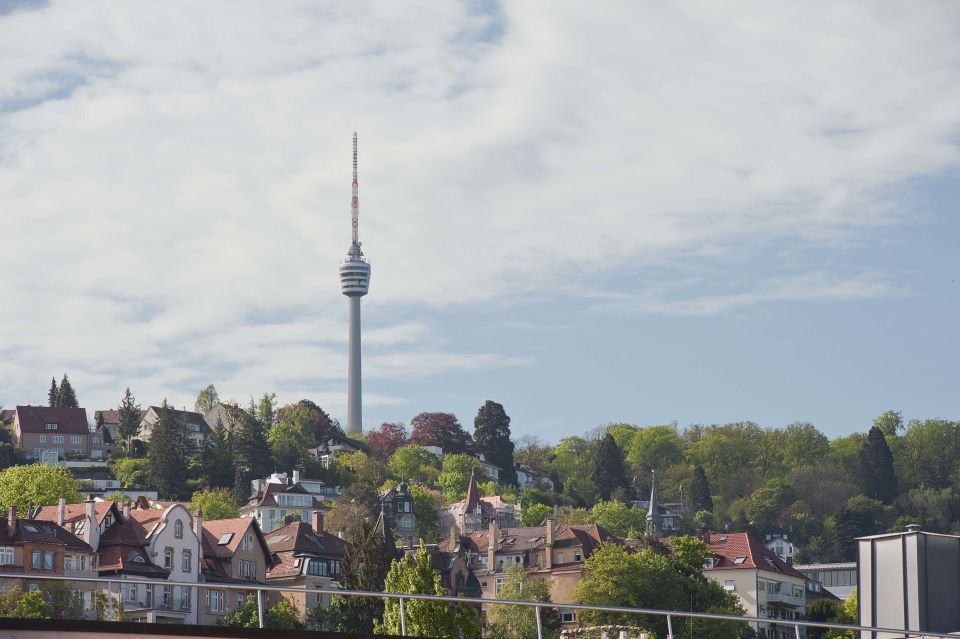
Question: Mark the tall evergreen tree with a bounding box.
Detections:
[473,400,517,486]
[57,374,78,408]
[201,418,234,490]
[256,393,277,428]
[116,387,142,454]
[592,433,627,501]
[691,464,714,512]
[230,405,271,502]
[48,378,59,407]
[859,426,897,503]
[146,400,189,499]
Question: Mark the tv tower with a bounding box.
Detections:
[339,132,371,434]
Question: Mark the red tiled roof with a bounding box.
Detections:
[704,532,806,580]
[0,518,92,553]
[15,406,89,434]
[265,521,346,581]
[34,501,117,527]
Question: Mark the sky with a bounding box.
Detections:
[0,1,958,442]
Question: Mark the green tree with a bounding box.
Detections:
[550,436,599,507]
[782,422,831,469]
[108,457,149,489]
[267,421,312,474]
[387,445,441,484]
[200,417,234,489]
[833,495,893,560]
[256,392,277,428]
[627,425,684,470]
[376,544,480,639]
[117,387,142,454]
[488,563,559,639]
[410,484,442,543]
[146,401,190,499]
[592,433,627,501]
[191,487,240,520]
[47,377,59,407]
[0,585,53,619]
[693,509,717,533]
[92,591,124,621]
[522,503,553,527]
[319,519,394,634]
[222,596,303,629]
[229,404,271,502]
[57,374,79,408]
[0,464,81,516]
[473,400,517,486]
[438,454,489,502]
[589,500,645,537]
[326,501,372,542]
[874,410,904,437]
[275,400,341,447]
[44,581,85,620]
[691,465,713,512]
[340,451,389,487]
[195,384,219,414]
[0,444,27,471]
[859,426,897,503]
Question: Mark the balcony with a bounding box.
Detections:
[764,591,804,608]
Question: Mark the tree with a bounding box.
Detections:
[267,421,311,474]
[513,435,553,476]
[522,503,553,527]
[375,544,480,639]
[92,591,124,621]
[256,392,277,428]
[326,501,372,541]
[48,377,59,407]
[589,500,645,537]
[200,418,234,489]
[367,422,408,461]
[627,425,684,470]
[874,410,904,437]
[275,400,341,446]
[195,384,219,414]
[488,563,559,639]
[859,426,897,503]
[108,457,149,489]
[473,400,517,486]
[833,495,893,560]
[57,374,78,408]
[387,445,442,484]
[44,581,85,620]
[228,404,271,502]
[191,488,240,520]
[0,464,81,516]
[782,422,831,469]
[409,412,473,454]
[691,465,713,512]
[117,387,142,453]
[222,596,303,629]
[0,444,27,471]
[409,484,442,543]
[550,436,599,506]
[592,433,627,501]
[146,400,190,499]
[0,585,53,619]
[340,452,388,487]
[438,454,489,503]
[318,519,393,634]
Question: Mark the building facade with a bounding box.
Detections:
[137,406,211,447]
[199,516,272,626]
[13,406,91,460]
[242,473,331,533]
[264,513,347,615]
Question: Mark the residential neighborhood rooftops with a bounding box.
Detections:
[264,520,346,580]
[704,532,806,579]
[0,515,92,553]
[14,405,89,434]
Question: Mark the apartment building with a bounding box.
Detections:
[264,512,346,614]
[13,405,91,460]
[241,473,330,533]
[199,517,272,626]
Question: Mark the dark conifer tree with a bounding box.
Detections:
[691,464,714,512]
[202,418,234,490]
[57,374,79,408]
[116,387,141,454]
[473,400,517,486]
[147,400,189,499]
[859,426,897,504]
[48,378,59,407]
[230,405,271,502]
[320,519,392,634]
[592,433,627,501]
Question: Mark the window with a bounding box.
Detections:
[163,547,173,570]
[208,590,224,613]
[71,436,82,444]
[39,435,46,443]
[218,532,234,545]
[174,520,183,538]
[52,435,64,444]
[239,559,256,579]
[574,552,582,562]
[733,556,746,564]
[400,516,412,529]
[92,437,100,445]
[0,547,13,565]
[179,587,190,610]
[161,586,172,609]
[561,611,577,623]
[556,552,565,564]
[724,580,736,591]
[45,423,58,430]
[331,560,340,575]
[242,534,253,551]
[31,552,42,569]
[32,551,54,570]
[495,577,505,594]
[308,559,329,576]
[181,549,191,572]
[123,583,138,603]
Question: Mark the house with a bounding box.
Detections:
[475,453,501,484]
[444,471,520,535]
[241,472,331,533]
[199,516,273,626]
[425,527,483,599]
[250,471,341,504]
[0,505,96,611]
[138,406,211,447]
[703,532,807,639]
[464,518,617,627]
[264,512,347,615]
[380,483,418,545]
[92,409,139,455]
[634,471,683,535]
[514,463,554,492]
[13,405,91,460]
[758,524,799,563]
[307,431,369,468]
[793,562,856,601]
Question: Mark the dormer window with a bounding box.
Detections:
[45,423,58,430]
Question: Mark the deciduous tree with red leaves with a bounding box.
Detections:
[409,412,473,455]
[367,422,408,461]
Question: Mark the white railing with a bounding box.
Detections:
[0,571,943,639]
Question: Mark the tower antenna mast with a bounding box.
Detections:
[351,131,359,246]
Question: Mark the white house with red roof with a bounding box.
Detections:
[703,532,807,639]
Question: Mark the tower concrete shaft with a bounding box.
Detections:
[339,132,370,434]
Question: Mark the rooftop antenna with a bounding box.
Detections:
[351,131,359,247]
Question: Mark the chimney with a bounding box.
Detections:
[293,469,301,485]
[194,510,204,568]
[7,506,15,535]
[338,529,345,540]
[84,495,100,551]
[58,494,66,527]
[122,503,131,522]
[545,518,555,570]
[449,524,458,545]
[311,511,324,533]
[487,520,498,571]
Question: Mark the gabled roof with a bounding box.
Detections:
[264,521,347,580]
[93,409,145,426]
[96,514,169,577]
[704,532,806,579]
[144,406,209,431]
[202,517,272,582]
[0,518,92,553]
[14,406,89,434]
[34,500,119,528]
[464,471,480,511]
[242,480,327,510]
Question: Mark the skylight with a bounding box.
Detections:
[218,533,234,545]
[733,556,746,564]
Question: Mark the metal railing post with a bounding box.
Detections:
[399,596,407,636]
[795,623,802,639]
[257,589,265,629]
[535,604,543,639]
[667,613,674,639]
[107,580,114,620]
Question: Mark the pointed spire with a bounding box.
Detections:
[464,469,480,510]
[646,469,660,536]
[375,500,399,558]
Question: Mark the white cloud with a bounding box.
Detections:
[0,1,958,417]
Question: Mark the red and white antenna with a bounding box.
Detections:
[351,131,360,246]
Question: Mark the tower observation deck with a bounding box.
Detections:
[340,133,370,434]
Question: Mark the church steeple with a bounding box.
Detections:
[646,469,660,536]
